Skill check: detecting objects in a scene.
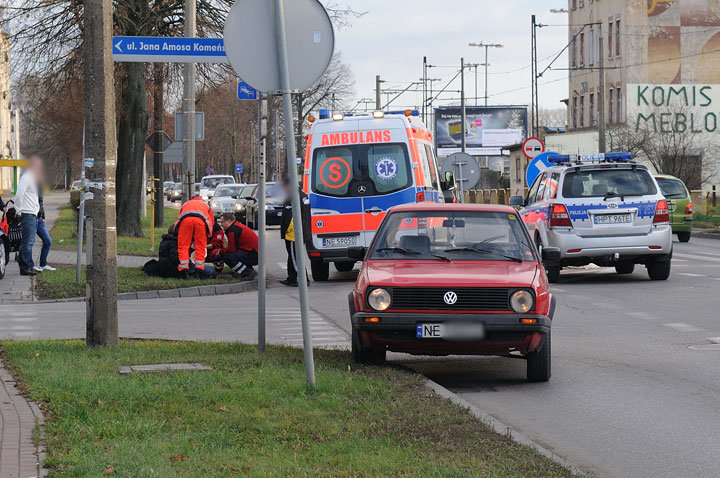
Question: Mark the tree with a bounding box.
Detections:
[538,108,567,128]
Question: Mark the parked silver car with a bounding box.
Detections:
[210,184,246,217]
[510,153,672,282]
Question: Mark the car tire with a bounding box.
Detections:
[527,330,551,382]
[0,240,6,280]
[351,327,385,364]
[311,259,330,281]
[334,261,355,272]
[615,263,635,274]
[647,253,672,281]
[536,238,560,283]
[677,231,691,243]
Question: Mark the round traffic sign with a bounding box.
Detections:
[223,0,335,93]
[522,137,545,159]
[441,152,481,190]
[525,151,556,187]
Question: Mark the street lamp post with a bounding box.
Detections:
[468,42,503,106]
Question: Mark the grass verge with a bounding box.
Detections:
[51,205,179,257]
[35,265,245,300]
[2,340,574,477]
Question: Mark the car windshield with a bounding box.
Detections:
[201,177,233,189]
[562,168,657,198]
[240,185,256,197]
[214,185,244,197]
[265,183,283,198]
[369,210,536,262]
[311,143,412,198]
[656,178,688,199]
[172,184,182,191]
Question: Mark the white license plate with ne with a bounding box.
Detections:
[322,236,357,247]
[594,213,631,224]
[416,323,484,340]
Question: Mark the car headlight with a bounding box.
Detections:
[234,203,243,211]
[211,201,219,209]
[265,204,274,210]
[368,288,391,311]
[510,290,534,313]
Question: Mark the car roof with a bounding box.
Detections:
[389,203,517,214]
[654,174,682,181]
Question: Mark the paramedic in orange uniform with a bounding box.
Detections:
[176,195,214,278]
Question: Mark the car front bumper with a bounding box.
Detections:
[547,226,673,259]
[352,311,551,355]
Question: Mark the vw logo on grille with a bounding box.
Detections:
[443,291,458,305]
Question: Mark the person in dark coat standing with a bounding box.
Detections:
[279,177,311,286]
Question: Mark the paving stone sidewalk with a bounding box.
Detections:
[0,359,45,478]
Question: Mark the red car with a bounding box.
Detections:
[348,203,559,382]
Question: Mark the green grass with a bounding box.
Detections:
[693,204,720,231]
[35,266,245,300]
[2,340,574,477]
[51,205,179,257]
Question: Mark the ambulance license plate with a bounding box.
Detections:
[322,236,357,247]
[594,213,631,224]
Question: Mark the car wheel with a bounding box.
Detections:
[536,238,560,283]
[527,330,551,382]
[351,327,385,364]
[310,259,330,281]
[677,231,691,243]
[0,240,6,280]
[615,263,635,274]
[334,261,355,272]
[647,253,672,281]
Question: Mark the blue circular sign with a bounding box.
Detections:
[526,151,557,187]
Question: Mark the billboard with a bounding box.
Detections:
[434,106,528,156]
[628,84,720,135]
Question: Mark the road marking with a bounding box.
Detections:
[625,311,655,320]
[662,323,707,332]
[707,337,720,344]
[678,273,705,277]
[674,252,720,263]
[551,287,566,292]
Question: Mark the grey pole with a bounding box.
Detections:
[598,31,606,153]
[274,0,316,389]
[375,75,382,110]
[76,122,86,283]
[460,57,466,154]
[484,46,489,106]
[474,64,478,107]
[257,92,267,353]
[181,0,196,202]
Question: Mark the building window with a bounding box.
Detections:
[589,28,595,66]
[579,0,584,7]
[573,96,578,129]
[616,86,622,122]
[572,0,577,9]
[608,21,614,58]
[589,93,595,126]
[580,95,585,128]
[609,88,614,124]
[571,35,577,68]
[615,19,621,56]
[579,32,585,66]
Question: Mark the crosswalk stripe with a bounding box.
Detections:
[674,252,720,262]
[678,273,705,277]
[662,323,706,332]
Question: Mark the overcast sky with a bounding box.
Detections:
[333,0,570,112]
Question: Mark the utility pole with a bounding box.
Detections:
[152,64,164,227]
[375,75,382,110]
[422,57,427,123]
[257,93,267,353]
[468,42,503,106]
[530,15,539,137]
[83,0,118,348]
[460,57,466,154]
[598,30,606,153]
[181,0,196,202]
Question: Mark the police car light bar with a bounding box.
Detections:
[318,108,330,120]
[604,152,633,161]
[548,154,571,163]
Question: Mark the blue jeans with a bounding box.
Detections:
[224,250,258,277]
[18,213,37,272]
[189,263,214,278]
[36,218,52,267]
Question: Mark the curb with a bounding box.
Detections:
[692,230,720,240]
[33,279,259,304]
[424,378,588,477]
[28,401,49,477]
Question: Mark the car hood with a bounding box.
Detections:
[213,197,237,206]
[364,260,539,288]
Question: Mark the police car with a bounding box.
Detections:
[510,153,673,282]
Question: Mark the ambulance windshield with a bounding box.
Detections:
[311,143,412,197]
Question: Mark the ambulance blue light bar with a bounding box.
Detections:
[318,109,330,119]
[385,109,420,117]
[548,154,571,163]
[604,152,633,161]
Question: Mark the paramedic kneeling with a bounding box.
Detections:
[219,213,258,278]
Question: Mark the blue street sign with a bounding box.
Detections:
[235,163,243,174]
[237,82,258,100]
[526,151,557,187]
[112,36,228,63]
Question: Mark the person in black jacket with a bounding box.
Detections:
[279,177,311,286]
[157,224,182,278]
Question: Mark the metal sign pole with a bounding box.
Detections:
[274,0,316,389]
[76,122,86,283]
[181,0,197,203]
[257,92,267,353]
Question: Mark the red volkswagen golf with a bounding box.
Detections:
[348,203,559,382]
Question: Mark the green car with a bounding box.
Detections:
[655,175,693,242]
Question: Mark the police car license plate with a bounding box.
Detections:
[322,236,357,247]
[594,213,631,224]
[416,323,484,340]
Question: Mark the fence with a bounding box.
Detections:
[461,188,528,205]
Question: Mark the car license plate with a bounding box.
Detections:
[276,211,282,216]
[322,236,357,247]
[416,323,484,340]
[667,203,675,211]
[594,213,631,224]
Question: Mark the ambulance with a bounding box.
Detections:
[302,109,451,281]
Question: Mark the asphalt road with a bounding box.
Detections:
[4,215,719,477]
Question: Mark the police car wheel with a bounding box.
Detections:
[311,259,329,281]
[646,254,671,281]
[334,261,355,272]
[615,263,635,274]
[527,330,551,382]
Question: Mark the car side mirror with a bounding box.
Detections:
[232,195,238,199]
[347,246,366,261]
[509,195,525,207]
[541,247,561,263]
